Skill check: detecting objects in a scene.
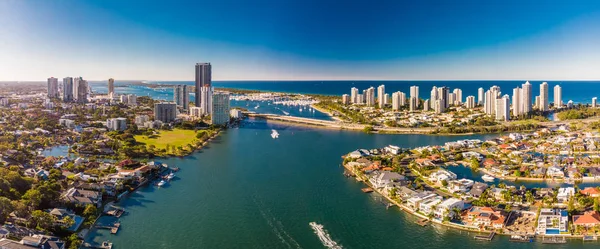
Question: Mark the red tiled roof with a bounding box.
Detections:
[573,211,600,225]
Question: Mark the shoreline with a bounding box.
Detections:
[341,162,589,241]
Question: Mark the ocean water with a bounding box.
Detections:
[91,80,600,104]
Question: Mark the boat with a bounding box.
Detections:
[157,180,166,187]
[309,222,342,249]
[254,104,260,109]
[166,173,175,181]
[482,174,495,182]
[509,235,533,242]
[271,129,279,139]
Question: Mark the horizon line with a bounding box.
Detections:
[3,79,600,83]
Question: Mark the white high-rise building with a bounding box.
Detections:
[448,93,456,106]
[512,87,522,117]
[430,86,438,109]
[553,85,562,108]
[423,99,430,112]
[350,87,359,104]
[392,92,402,111]
[200,86,213,115]
[465,96,476,109]
[365,87,375,106]
[593,97,597,108]
[477,87,484,105]
[437,86,449,110]
[410,86,419,108]
[356,94,364,104]
[452,88,462,105]
[154,102,177,123]
[409,97,417,112]
[540,82,549,111]
[522,81,532,114]
[108,78,115,97]
[484,86,501,115]
[342,94,350,105]
[495,95,510,121]
[62,77,73,102]
[174,85,189,110]
[189,107,203,117]
[384,93,389,105]
[211,92,230,125]
[127,94,137,106]
[106,118,127,131]
[434,99,444,114]
[377,85,386,108]
[534,96,540,109]
[47,77,59,98]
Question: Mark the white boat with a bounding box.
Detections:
[299,108,303,112]
[254,104,260,109]
[166,173,175,180]
[282,110,290,116]
[309,222,342,249]
[482,174,495,182]
[157,180,166,187]
[271,129,279,139]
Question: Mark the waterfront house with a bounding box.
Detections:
[546,166,565,178]
[370,172,406,189]
[462,151,483,161]
[434,198,464,219]
[531,167,547,178]
[572,211,600,228]
[397,186,417,200]
[384,145,401,155]
[61,188,102,207]
[419,196,443,215]
[447,179,474,193]
[428,169,457,184]
[407,192,438,211]
[469,182,488,198]
[580,187,600,197]
[588,167,600,178]
[536,208,569,235]
[48,208,84,232]
[464,206,506,229]
[557,187,575,203]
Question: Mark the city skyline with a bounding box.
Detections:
[1,0,600,81]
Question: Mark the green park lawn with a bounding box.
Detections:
[134,129,197,149]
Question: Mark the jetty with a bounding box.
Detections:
[83,241,112,249]
[540,236,566,244]
[96,222,121,234]
[474,232,495,241]
[583,235,598,241]
[361,187,373,193]
[415,219,429,227]
[509,235,533,243]
[104,208,125,218]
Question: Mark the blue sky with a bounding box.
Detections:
[1,0,600,81]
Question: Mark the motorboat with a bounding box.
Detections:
[157,180,166,187]
[482,174,495,182]
[271,129,279,139]
[166,173,175,181]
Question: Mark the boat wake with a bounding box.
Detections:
[309,222,342,249]
[254,197,301,249]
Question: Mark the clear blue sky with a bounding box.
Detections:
[1,0,599,81]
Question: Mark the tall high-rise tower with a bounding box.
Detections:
[108,78,115,97]
[540,82,549,111]
[377,85,385,108]
[47,77,58,98]
[553,85,562,108]
[174,85,189,111]
[195,63,212,107]
[62,77,74,102]
[521,81,532,114]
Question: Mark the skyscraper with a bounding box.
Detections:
[200,86,213,115]
[174,85,189,111]
[465,96,476,109]
[62,77,73,102]
[154,102,177,123]
[522,81,532,114]
[423,99,430,112]
[108,78,115,97]
[553,85,562,108]
[211,92,230,125]
[342,94,350,105]
[76,79,88,103]
[73,77,81,101]
[452,88,462,105]
[437,87,449,110]
[430,86,438,109]
[365,87,375,106]
[377,85,385,108]
[477,87,484,105]
[410,86,419,108]
[495,95,510,121]
[512,87,522,117]
[350,87,359,104]
[593,97,597,108]
[195,63,212,107]
[540,82,549,111]
[47,77,58,98]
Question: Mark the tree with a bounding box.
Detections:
[567,197,576,214]
[0,197,14,223]
[470,157,480,169]
[594,198,600,212]
[363,125,374,134]
[22,189,42,209]
[31,210,55,231]
[83,204,98,219]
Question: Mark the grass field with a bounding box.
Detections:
[134,129,197,149]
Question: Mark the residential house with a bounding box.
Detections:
[464,206,506,229]
[572,211,600,228]
[546,166,565,178]
[469,182,488,198]
[434,198,464,219]
[61,188,102,207]
[370,172,406,189]
[447,179,474,193]
[419,196,444,215]
[536,208,569,235]
[557,187,575,203]
[407,192,437,211]
[580,187,600,198]
[428,169,457,184]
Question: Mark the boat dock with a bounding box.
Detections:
[104,208,125,218]
[509,235,533,243]
[361,187,373,193]
[96,222,121,234]
[83,241,112,249]
[415,219,429,227]
[583,235,598,241]
[474,232,495,241]
[541,236,566,244]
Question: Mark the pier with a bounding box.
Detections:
[415,219,429,227]
[96,222,121,234]
[540,236,566,244]
[361,187,373,193]
[474,232,495,241]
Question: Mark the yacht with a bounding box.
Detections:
[157,180,166,187]
[271,129,279,139]
[166,173,175,181]
[482,174,495,182]
[254,104,260,109]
